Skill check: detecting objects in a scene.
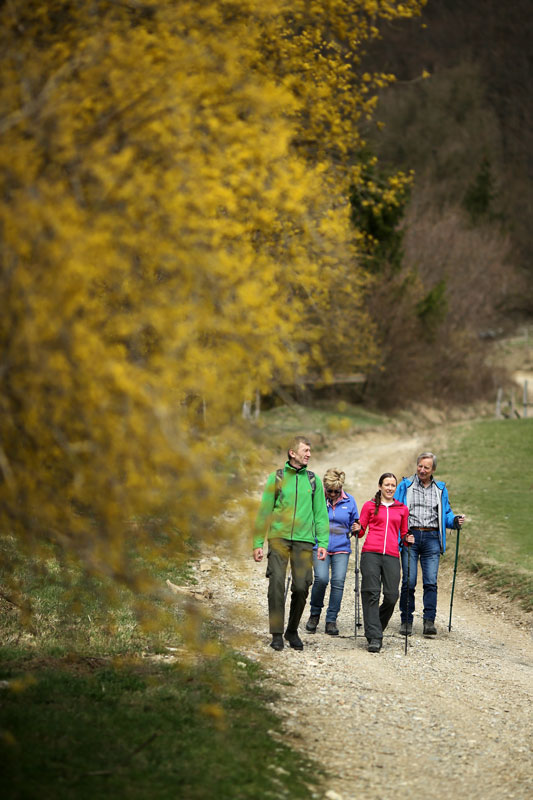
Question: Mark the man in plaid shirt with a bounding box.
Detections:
[394,452,465,638]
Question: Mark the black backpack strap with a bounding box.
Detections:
[275,468,316,504]
[274,468,284,503]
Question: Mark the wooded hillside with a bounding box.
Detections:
[352,0,532,404]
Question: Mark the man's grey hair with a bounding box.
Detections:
[417,452,437,470]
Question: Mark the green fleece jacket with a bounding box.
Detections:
[253,462,330,550]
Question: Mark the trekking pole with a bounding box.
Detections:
[448,525,461,632]
[284,569,291,603]
[404,541,411,656]
[354,531,362,639]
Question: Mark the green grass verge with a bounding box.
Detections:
[0,550,319,800]
[438,418,533,611]
[1,653,317,800]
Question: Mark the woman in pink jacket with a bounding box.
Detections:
[357,473,413,653]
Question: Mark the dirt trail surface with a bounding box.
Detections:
[191,429,533,800]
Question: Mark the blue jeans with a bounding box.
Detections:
[309,552,350,623]
[400,530,441,623]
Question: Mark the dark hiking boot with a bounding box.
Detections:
[423,620,437,638]
[367,639,382,653]
[305,614,320,633]
[270,633,284,651]
[399,621,413,636]
[325,621,339,636]
[284,630,304,650]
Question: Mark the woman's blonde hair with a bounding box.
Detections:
[323,468,345,491]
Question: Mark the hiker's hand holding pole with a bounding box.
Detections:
[253,547,263,562]
[454,515,465,528]
[317,547,327,561]
[404,533,415,546]
[351,520,361,536]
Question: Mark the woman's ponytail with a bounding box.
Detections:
[373,489,381,516]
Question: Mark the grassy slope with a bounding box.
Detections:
[438,418,533,610]
[249,401,389,451]
[0,603,319,800]
[1,651,316,800]
[0,554,319,800]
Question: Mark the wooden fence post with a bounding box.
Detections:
[496,387,502,418]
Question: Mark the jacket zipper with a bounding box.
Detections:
[290,471,298,539]
[383,504,389,554]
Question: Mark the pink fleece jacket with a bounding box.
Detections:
[358,499,409,558]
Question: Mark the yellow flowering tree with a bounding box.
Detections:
[0,0,424,617]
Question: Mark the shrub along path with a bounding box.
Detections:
[191,426,532,800]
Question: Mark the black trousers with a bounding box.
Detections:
[266,538,314,634]
[361,551,400,641]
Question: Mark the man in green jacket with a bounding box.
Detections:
[253,435,329,651]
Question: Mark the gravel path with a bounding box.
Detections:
[191,428,533,800]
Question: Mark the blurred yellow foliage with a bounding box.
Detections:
[0,1,423,619]
[7,675,38,693]
[199,703,226,730]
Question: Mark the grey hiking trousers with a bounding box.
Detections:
[361,551,400,641]
[266,538,314,634]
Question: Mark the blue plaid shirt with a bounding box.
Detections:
[408,475,439,529]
